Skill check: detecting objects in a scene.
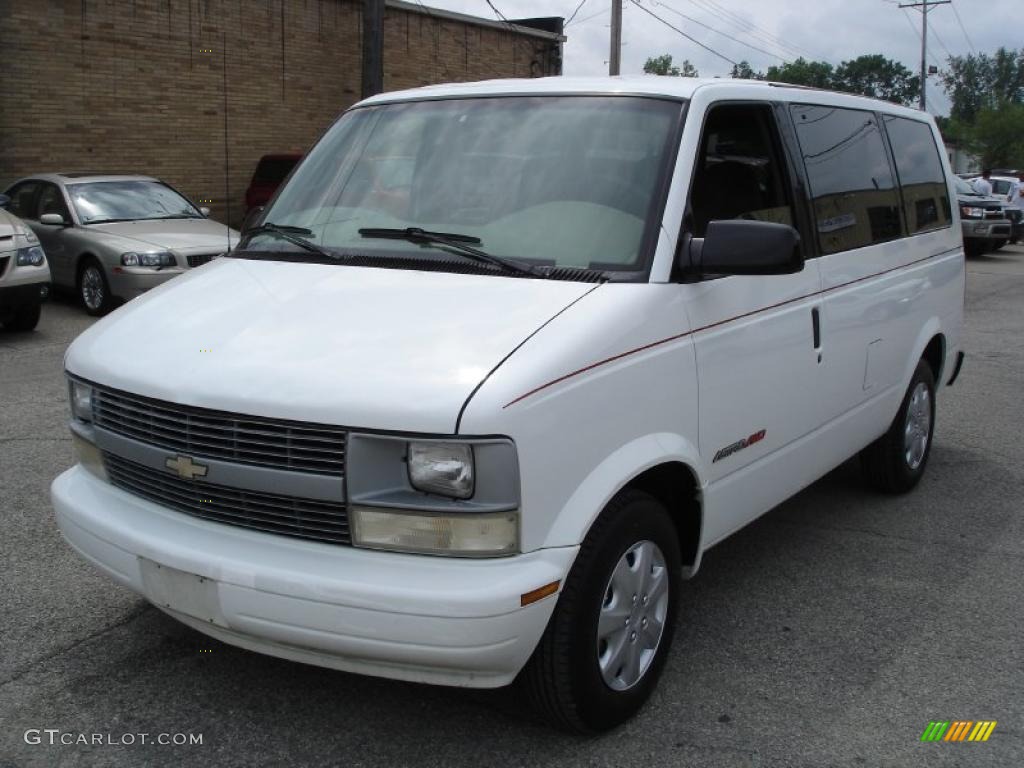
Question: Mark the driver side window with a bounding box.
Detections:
[37,183,71,222]
[689,104,795,237]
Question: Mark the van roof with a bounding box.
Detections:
[358,76,933,121]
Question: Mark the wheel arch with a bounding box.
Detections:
[902,318,944,393]
[542,433,706,578]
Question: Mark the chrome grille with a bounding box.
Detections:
[92,387,346,475]
[186,253,216,267]
[104,453,350,544]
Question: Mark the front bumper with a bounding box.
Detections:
[52,465,573,688]
[107,267,185,301]
[961,219,1012,241]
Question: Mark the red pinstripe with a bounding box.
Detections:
[503,253,947,409]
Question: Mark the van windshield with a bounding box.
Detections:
[245,96,683,276]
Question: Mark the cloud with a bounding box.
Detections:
[424,0,1022,116]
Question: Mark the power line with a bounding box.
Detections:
[928,23,953,61]
[565,0,589,26]
[568,7,608,27]
[949,1,976,53]
[684,0,817,61]
[649,0,788,62]
[629,0,738,67]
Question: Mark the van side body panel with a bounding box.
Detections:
[457,283,702,553]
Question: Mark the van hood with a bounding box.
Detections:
[86,218,239,253]
[65,258,596,433]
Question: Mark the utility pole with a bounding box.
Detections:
[898,0,950,112]
[609,0,622,76]
[362,0,384,99]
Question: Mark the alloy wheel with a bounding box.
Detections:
[82,266,104,311]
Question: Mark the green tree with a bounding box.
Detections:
[643,54,699,77]
[832,54,920,105]
[764,57,834,89]
[730,60,764,80]
[942,48,1024,123]
[960,103,1024,168]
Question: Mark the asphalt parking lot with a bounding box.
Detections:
[2,249,1023,768]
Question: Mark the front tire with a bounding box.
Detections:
[3,300,41,331]
[860,359,936,494]
[518,490,681,733]
[78,258,112,316]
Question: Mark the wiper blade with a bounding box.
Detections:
[244,223,336,259]
[359,227,542,278]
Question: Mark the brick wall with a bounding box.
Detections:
[0,0,561,226]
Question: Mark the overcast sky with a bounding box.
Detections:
[427,0,1022,116]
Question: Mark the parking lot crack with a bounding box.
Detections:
[0,604,152,690]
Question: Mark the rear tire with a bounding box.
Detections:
[78,258,112,316]
[518,490,681,733]
[3,300,41,331]
[860,359,936,494]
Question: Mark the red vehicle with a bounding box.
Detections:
[244,153,301,214]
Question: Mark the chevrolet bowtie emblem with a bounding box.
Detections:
[165,454,209,481]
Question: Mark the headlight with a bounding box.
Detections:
[121,251,176,267]
[69,380,94,422]
[960,206,985,219]
[15,245,45,266]
[350,507,518,557]
[407,442,474,499]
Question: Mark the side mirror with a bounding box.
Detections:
[39,213,67,226]
[199,206,210,217]
[0,194,9,209]
[683,219,803,278]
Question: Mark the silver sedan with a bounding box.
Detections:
[3,174,238,315]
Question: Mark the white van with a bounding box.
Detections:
[52,77,965,732]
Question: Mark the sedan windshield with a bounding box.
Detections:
[69,181,202,224]
[248,96,684,275]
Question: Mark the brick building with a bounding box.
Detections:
[0,0,564,225]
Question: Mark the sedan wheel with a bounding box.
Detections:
[79,261,111,316]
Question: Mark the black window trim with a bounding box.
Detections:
[878,113,954,238]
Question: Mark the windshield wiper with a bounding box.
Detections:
[244,223,337,259]
[359,227,543,278]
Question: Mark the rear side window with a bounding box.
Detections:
[791,105,902,255]
[6,181,40,220]
[991,179,1012,196]
[883,116,951,234]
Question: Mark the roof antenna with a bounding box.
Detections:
[222,30,232,252]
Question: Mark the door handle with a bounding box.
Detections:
[811,307,822,362]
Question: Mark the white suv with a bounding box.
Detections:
[52,77,965,732]
[0,200,50,331]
